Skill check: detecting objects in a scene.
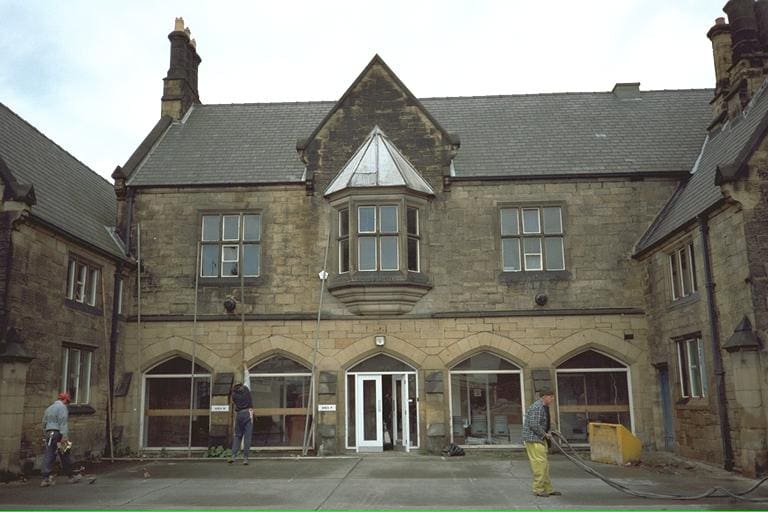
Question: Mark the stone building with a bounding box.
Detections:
[4,0,768,478]
[0,102,128,475]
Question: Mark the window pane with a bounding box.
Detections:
[502,238,521,271]
[689,244,698,291]
[380,206,398,233]
[68,349,80,403]
[202,215,220,241]
[222,215,240,241]
[359,207,375,233]
[81,351,92,404]
[677,342,691,397]
[670,253,681,299]
[680,247,692,296]
[243,214,261,241]
[201,245,219,277]
[688,340,702,397]
[407,237,419,272]
[340,239,350,273]
[545,237,565,270]
[243,244,260,277]
[523,238,542,271]
[359,237,376,271]
[543,207,562,234]
[67,261,75,299]
[222,246,239,276]
[76,264,87,302]
[522,209,540,234]
[406,208,418,236]
[339,209,349,237]
[88,269,99,306]
[380,236,398,270]
[501,208,519,236]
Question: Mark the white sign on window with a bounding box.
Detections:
[318,404,336,412]
[211,405,230,412]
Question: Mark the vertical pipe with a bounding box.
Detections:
[302,216,332,456]
[136,223,142,455]
[188,242,200,456]
[698,215,735,471]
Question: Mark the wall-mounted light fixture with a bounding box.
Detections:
[375,335,386,346]
[223,296,237,313]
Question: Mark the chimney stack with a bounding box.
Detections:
[161,17,202,121]
[708,1,768,129]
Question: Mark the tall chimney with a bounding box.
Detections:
[723,0,759,60]
[707,17,733,124]
[754,0,768,48]
[161,17,202,120]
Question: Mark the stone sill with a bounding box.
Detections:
[196,276,264,287]
[327,271,432,315]
[68,404,96,415]
[64,299,102,317]
[498,270,572,284]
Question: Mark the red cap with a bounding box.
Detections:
[58,392,71,402]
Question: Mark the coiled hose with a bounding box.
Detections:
[548,431,768,502]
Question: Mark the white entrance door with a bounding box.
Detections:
[355,375,383,452]
[394,374,410,452]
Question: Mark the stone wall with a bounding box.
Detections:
[115,313,651,453]
[642,202,768,475]
[7,220,120,470]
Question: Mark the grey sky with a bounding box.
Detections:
[1,0,724,182]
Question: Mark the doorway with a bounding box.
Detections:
[346,354,418,452]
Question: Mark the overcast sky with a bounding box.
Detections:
[1,0,725,182]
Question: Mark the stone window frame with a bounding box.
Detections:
[668,241,698,301]
[674,335,706,399]
[65,254,101,310]
[199,211,262,280]
[498,203,566,273]
[334,194,427,277]
[60,343,94,405]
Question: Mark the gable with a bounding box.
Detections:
[299,55,459,195]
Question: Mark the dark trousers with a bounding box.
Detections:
[231,410,253,460]
[42,430,73,479]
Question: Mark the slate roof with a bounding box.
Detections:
[126,89,713,187]
[324,126,436,196]
[635,81,768,254]
[0,102,125,259]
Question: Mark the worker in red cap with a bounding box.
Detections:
[40,391,80,486]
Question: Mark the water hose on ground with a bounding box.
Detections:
[549,431,768,502]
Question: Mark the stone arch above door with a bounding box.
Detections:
[243,335,314,368]
[335,334,427,370]
[139,340,219,373]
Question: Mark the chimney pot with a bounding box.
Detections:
[612,82,640,99]
[716,17,726,25]
[174,17,184,32]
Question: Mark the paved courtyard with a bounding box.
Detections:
[0,452,766,510]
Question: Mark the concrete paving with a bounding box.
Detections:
[1,452,767,510]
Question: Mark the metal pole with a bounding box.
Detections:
[302,217,332,456]
[136,223,142,455]
[100,270,115,461]
[188,242,200,457]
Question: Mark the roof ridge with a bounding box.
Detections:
[0,102,112,186]
[419,88,714,101]
[200,100,336,107]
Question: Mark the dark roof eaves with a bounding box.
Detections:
[448,170,691,182]
[129,180,305,190]
[633,196,727,259]
[28,212,128,262]
[123,115,174,183]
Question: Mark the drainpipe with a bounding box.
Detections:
[698,214,735,471]
[106,264,123,458]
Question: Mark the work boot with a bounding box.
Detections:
[243,459,249,465]
[68,474,82,484]
[40,477,51,487]
[533,491,549,497]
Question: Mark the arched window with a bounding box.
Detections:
[143,356,211,448]
[449,352,523,446]
[248,355,311,448]
[556,349,632,444]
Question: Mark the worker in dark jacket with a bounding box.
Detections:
[40,392,81,486]
[229,383,253,465]
[522,388,560,497]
